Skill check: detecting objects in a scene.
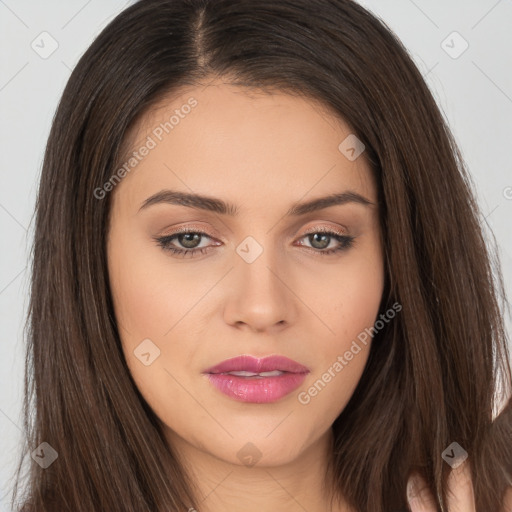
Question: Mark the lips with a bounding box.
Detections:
[204,354,310,375]
[204,355,310,403]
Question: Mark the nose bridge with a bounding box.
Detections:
[224,233,294,331]
[236,233,286,297]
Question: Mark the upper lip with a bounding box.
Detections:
[204,355,310,374]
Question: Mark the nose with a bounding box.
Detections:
[223,243,297,334]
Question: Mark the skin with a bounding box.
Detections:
[409,463,512,512]
[106,79,494,511]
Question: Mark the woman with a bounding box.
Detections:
[11,0,512,510]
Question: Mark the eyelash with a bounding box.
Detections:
[154,227,356,258]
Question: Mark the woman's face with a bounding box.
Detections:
[107,80,384,468]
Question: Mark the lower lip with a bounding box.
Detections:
[206,372,308,403]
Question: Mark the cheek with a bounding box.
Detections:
[107,227,209,425]
[307,240,384,350]
[107,221,211,343]
[333,260,384,340]
[297,242,384,412]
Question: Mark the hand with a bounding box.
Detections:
[406,461,512,511]
[406,460,474,511]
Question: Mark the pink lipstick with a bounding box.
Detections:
[204,355,310,403]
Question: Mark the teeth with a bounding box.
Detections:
[259,370,283,377]
[226,370,284,377]
[228,371,259,377]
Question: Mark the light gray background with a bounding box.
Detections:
[1,1,511,510]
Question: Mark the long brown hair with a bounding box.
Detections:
[11,0,512,510]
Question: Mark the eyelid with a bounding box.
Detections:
[301,224,348,236]
[159,223,220,240]
[158,222,349,242]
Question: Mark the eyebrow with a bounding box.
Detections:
[138,189,375,216]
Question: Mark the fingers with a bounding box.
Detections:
[500,485,512,512]
[446,460,476,512]
[407,462,476,512]
[407,473,437,512]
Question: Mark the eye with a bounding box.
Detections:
[154,227,356,258]
[295,227,355,256]
[154,229,218,258]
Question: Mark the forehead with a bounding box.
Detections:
[112,79,377,214]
